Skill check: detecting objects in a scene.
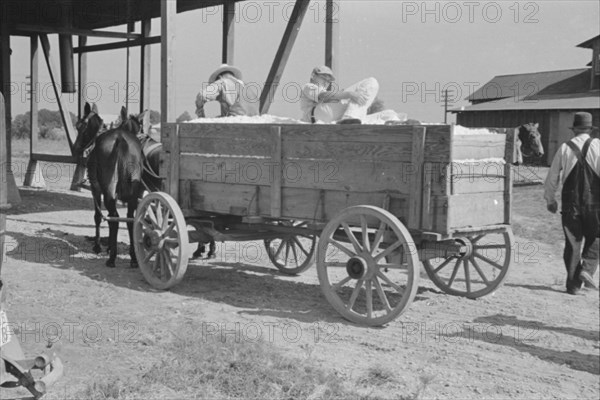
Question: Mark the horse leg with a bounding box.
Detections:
[92,189,103,254]
[207,240,216,259]
[105,198,119,268]
[192,244,205,259]
[127,199,139,268]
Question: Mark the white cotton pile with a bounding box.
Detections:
[186,115,305,124]
[452,158,506,164]
[453,125,495,135]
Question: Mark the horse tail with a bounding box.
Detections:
[115,135,143,202]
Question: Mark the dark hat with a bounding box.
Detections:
[571,112,595,129]
[311,65,335,81]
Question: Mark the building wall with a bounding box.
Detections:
[456,109,600,166]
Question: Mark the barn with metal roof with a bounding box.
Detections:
[452,35,600,165]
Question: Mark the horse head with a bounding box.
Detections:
[117,106,148,136]
[518,123,544,159]
[74,102,104,156]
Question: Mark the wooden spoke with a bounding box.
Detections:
[376,271,404,294]
[471,234,485,243]
[142,249,156,264]
[332,276,352,290]
[155,202,163,228]
[433,257,454,273]
[273,240,286,260]
[474,252,504,270]
[374,240,403,262]
[161,209,172,230]
[290,241,299,266]
[463,259,471,293]
[342,222,363,254]
[365,279,373,319]
[373,277,392,313]
[347,278,364,311]
[163,250,175,277]
[474,244,505,250]
[292,237,310,257]
[161,221,176,239]
[146,205,159,228]
[329,240,356,258]
[324,262,347,268]
[370,221,386,253]
[284,241,290,266]
[140,218,153,232]
[360,216,370,252]
[378,262,404,270]
[446,259,461,288]
[470,257,490,285]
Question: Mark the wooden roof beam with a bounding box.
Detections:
[73,36,161,54]
[12,24,142,39]
[259,0,311,115]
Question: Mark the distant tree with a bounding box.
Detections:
[149,110,161,124]
[176,111,192,123]
[11,112,31,139]
[11,109,78,139]
[367,97,386,114]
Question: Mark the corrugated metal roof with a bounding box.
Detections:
[3,0,247,31]
[466,69,589,101]
[451,92,600,112]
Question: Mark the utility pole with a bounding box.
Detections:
[441,89,454,124]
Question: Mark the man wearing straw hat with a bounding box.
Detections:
[545,111,600,295]
[195,64,257,118]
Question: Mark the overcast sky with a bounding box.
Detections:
[8,0,600,123]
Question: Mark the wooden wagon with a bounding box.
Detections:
[133,122,516,326]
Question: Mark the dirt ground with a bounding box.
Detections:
[1,148,599,399]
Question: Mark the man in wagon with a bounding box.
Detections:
[195,64,258,118]
[300,66,380,124]
[544,112,600,295]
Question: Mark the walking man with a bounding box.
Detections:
[544,112,600,294]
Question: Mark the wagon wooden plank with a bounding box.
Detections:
[178,156,414,194]
[282,140,413,162]
[447,192,505,230]
[452,134,506,160]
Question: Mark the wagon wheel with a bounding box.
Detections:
[422,228,514,298]
[264,221,316,275]
[134,192,190,290]
[316,206,419,326]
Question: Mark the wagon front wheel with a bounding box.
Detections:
[264,221,316,275]
[134,192,190,290]
[317,206,419,326]
[422,228,513,298]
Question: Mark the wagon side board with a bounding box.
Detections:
[160,123,514,237]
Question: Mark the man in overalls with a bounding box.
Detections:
[545,112,600,294]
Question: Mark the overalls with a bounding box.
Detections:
[561,137,600,293]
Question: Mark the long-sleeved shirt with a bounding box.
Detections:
[544,133,600,205]
[195,76,246,117]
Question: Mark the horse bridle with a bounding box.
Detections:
[76,112,105,155]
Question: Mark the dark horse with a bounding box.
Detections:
[74,104,145,267]
[74,103,215,261]
[514,123,544,165]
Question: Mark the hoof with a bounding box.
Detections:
[93,244,102,254]
[192,250,203,259]
[106,260,116,268]
[206,253,216,259]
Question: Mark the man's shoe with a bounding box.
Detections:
[579,271,599,290]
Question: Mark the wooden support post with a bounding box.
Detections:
[140,19,151,133]
[504,128,515,224]
[39,34,77,151]
[77,36,87,118]
[24,35,45,189]
[270,126,282,218]
[222,1,235,64]
[0,16,20,203]
[167,125,180,202]
[161,0,176,128]
[70,35,87,191]
[259,0,311,115]
[325,0,339,75]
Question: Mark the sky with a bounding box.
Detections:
[7,0,600,124]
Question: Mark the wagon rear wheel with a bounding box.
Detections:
[134,192,190,290]
[316,206,419,326]
[422,228,513,298]
[264,221,316,275]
